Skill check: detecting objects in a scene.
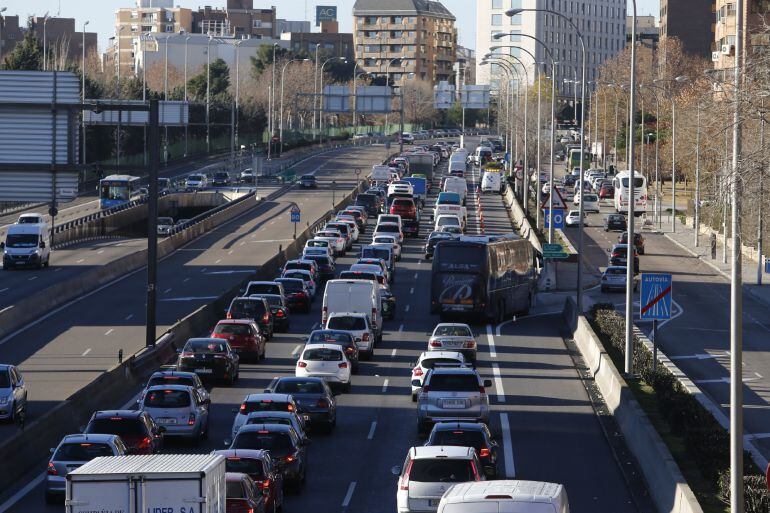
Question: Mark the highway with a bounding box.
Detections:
[0,141,644,513]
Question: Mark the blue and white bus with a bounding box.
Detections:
[99,175,142,209]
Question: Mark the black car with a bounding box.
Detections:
[265,376,337,433]
[563,175,576,187]
[424,231,456,259]
[604,214,627,232]
[230,424,308,492]
[212,171,231,187]
[619,231,645,255]
[609,244,640,274]
[275,278,312,313]
[425,421,499,478]
[354,193,382,216]
[305,330,359,373]
[84,410,164,455]
[303,254,335,282]
[299,175,317,188]
[227,296,274,340]
[177,338,240,385]
[252,294,290,332]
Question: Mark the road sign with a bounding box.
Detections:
[640,273,673,320]
[542,242,568,259]
[543,244,563,252]
[355,168,361,176]
[543,209,564,229]
[541,185,567,210]
[290,206,301,223]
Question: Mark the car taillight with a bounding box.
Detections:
[260,479,271,490]
[181,352,194,358]
[422,385,429,393]
[284,454,296,463]
[239,403,247,413]
[317,399,329,408]
[479,385,487,394]
[297,361,307,368]
[262,313,270,323]
[430,340,441,347]
[339,362,348,369]
[322,307,327,325]
[188,413,196,426]
[464,339,476,348]
[137,436,152,449]
[275,310,285,318]
[399,460,414,490]
[47,462,57,475]
[479,447,491,458]
[371,308,378,328]
[362,333,370,342]
[345,347,355,354]
[287,404,295,412]
[226,312,233,319]
[471,460,481,480]
[413,367,423,377]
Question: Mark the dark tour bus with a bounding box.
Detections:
[430,238,538,322]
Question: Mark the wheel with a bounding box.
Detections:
[411,393,417,403]
[344,380,352,393]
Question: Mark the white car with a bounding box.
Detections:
[410,351,466,401]
[296,343,352,391]
[157,217,174,236]
[437,480,570,513]
[374,222,404,245]
[434,214,463,233]
[324,312,376,359]
[377,214,403,230]
[372,235,401,260]
[314,230,346,255]
[428,323,477,362]
[565,210,586,226]
[394,446,485,513]
[185,173,207,189]
[304,239,333,256]
[580,193,600,212]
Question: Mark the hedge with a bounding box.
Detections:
[589,303,769,512]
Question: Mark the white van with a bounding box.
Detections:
[322,279,382,342]
[370,165,392,184]
[437,480,570,513]
[443,177,468,205]
[2,222,50,269]
[452,148,469,161]
[481,171,502,193]
[448,159,467,177]
[472,146,493,166]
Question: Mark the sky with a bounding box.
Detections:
[2,0,661,53]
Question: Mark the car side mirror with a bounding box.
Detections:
[483,379,493,388]
[391,466,402,476]
[78,425,85,433]
[411,379,421,387]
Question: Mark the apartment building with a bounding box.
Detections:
[280,23,354,61]
[193,2,276,39]
[713,0,769,71]
[475,0,626,99]
[659,0,714,58]
[352,0,458,85]
[0,15,97,65]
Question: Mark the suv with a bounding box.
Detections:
[229,424,308,492]
[214,449,283,512]
[83,410,164,454]
[604,214,626,232]
[244,281,286,299]
[264,376,337,432]
[45,434,128,503]
[354,193,382,216]
[231,393,300,438]
[299,175,317,188]
[211,320,266,362]
[390,198,420,237]
[416,367,492,435]
[425,422,499,478]
[619,231,645,255]
[609,244,640,274]
[227,296,274,340]
[324,312,375,360]
[0,364,27,422]
[212,171,231,187]
[176,338,240,385]
[394,446,485,513]
[139,385,210,442]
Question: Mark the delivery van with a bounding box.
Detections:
[2,222,50,269]
[443,177,468,205]
[437,480,569,513]
[481,170,502,193]
[322,279,383,342]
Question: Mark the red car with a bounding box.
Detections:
[216,450,283,512]
[599,184,615,199]
[225,472,266,513]
[211,320,266,363]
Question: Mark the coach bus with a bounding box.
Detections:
[99,175,142,209]
[613,170,648,216]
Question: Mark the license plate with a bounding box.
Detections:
[441,340,462,347]
[442,399,466,409]
[194,368,213,374]
[429,499,440,507]
[158,417,177,424]
[302,414,311,421]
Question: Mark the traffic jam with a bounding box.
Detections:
[38,134,568,513]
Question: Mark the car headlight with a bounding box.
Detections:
[0,396,8,405]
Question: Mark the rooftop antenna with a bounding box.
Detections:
[57,0,60,16]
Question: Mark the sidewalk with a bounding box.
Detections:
[662,218,770,309]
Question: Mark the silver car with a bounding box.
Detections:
[157,217,174,236]
[601,265,638,293]
[0,364,27,422]
[416,367,492,435]
[45,434,127,503]
[140,384,210,442]
[138,370,210,405]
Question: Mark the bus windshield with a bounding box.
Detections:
[621,177,645,188]
[100,183,130,201]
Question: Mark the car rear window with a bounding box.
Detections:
[229,299,267,319]
[287,262,314,271]
[247,416,292,429]
[213,324,252,335]
[143,389,191,408]
[434,326,472,337]
[430,430,485,451]
[54,443,114,461]
[273,380,324,394]
[242,400,291,414]
[303,348,343,361]
[87,418,146,438]
[409,459,475,483]
[277,280,303,293]
[309,331,354,344]
[225,457,266,479]
[362,248,390,261]
[377,225,399,233]
[339,271,378,282]
[245,284,280,296]
[184,340,227,353]
[392,199,413,207]
[606,268,626,275]
[373,237,395,244]
[422,358,462,369]
[428,373,479,392]
[305,255,331,266]
[233,432,293,454]
[226,481,245,499]
[147,376,196,388]
[327,316,367,331]
[355,195,376,205]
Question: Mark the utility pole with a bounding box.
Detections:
[694,103,701,248]
[146,99,160,348]
[759,108,766,285]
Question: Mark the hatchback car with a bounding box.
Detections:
[280,270,317,298]
[306,329,359,372]
[211,320,266,362]
[214,450,282,512]
[428,324,477,362]
[609,243,639,273]
[425,422,499,478]
[601,265,639,292]
[227,296,274,340]
[604,214,627,232]
[231,393,300,438]
[0,364,26,422]
[45,434,128,503]
[212,171,231,187]
[302,254,335,282]
[410,351,466,401]
[243,411,309,443]
[275,277,312,312]
[599,184,615,199]
[424,231,456,259]
[416,367,492,435]
[374,222,404,244]
[565,210,586,227]
[157,217,174,236]
[394,445,485,513]
[354,193,382,216]
[324,312,375,360]
[252,294,290,332]
[299,175,317,188]
[244,281,285,299]
[225,472,267,513]
[372,235,402,261]
[229,424,308,493]
[264,376,337,432]
[140,384,210,442]
[83,410,164,455]
[177,338,240,385]
[296,344,352,391]
[140,370,210,405]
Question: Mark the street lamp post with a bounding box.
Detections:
[163,35,169,164]
[81,20,89,167]
[694,101,701,247]
[384,58,404,136]
[280,58,310,154]
[319,57,348,144]
[184,35,191,157]
[234,40,243,155]
[313,44,320,141]
[625,0,639,375]
[268,42,278,160]
[42,12,49,71]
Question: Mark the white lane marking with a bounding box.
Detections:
[756,372,764,379]
[404,305,411,312]
[54,267,62,272]
[28,276,37,281]
[97,249,104,254]
[228,250,234,255]
[269,220,276,225]
[342,482,357,508]
[0,288,8,293]
[240,241,246,246]
[694,377,761,384]
[104,329,114,336]
[163,288,172,294]
[492,364,505,402]
[391,348,397,358]
[409,287,414,294]
[312,323,320,331]
[160,296,219,302]
[500,413,516,478]
[291,345,302,357]
[76,258,84,263]
[746,432,770,440]
[486,324,497,358]
[398,324,404,332]
[669,353,721,361]
[382,379,389,393]
[249,238,294,243]
[205,270,254,275]
[82,348,92,356]
[413,272,418,279]
[0,473,45,513]
[0,306,13,315]
[215,259,222,264]
[125,314,134,321]
[200,268,207,273]
[367,421,377,440]
[183,277,190,283]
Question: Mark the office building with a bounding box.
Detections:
[660,0,713,58]
[277,19,312,35]
[280,23,354,61]
[192,2,276,39]
[457,45,476,85]
[0,15,97,65]
[626,15,659,48]
[352,0,458,85]
[475,0,626,99]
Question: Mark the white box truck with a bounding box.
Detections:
[322,279,382,342]
[65,454,226,513]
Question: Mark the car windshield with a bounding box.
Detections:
[422,358,463,369]
[214,323,252,335]
[6,234,38,248]
[229,300,267,319]
[409,459,475,483]
[0,370,10,388]
[303,348,343,361]
[147,376,195,388]
[143,389,191,408]
[428,373,479,392]
[54,443,114,461]
[245,284,279,296]
[327,316,367,331]
[86,418,145,438]
[306,240,329,247]
[309,331,353,344]
[273,380,325,394]
[433,326,472,337]
[233,431,293,454]
[215,173,228,179]
[287,261,314,270]
[430,429,485,451]
[184,340,227,353]
[158,218,173,225]
[188,175,203,181]
[226,481,245,499]
[225,458,265,479]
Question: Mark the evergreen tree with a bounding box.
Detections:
[3,26,42,70]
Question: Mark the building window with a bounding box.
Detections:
[492,14,502,26]
[253,20,262,28]
[165,25,173,32]
[492,0,503,8]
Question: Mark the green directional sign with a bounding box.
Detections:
[543,243,563,252]
[543,252,569,259]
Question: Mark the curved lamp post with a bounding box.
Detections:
[319,57,348,144]
[280,58,310,153]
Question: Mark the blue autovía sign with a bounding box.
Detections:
[316,6,337,25]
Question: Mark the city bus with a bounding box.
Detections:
[613,171,648,216]
[430,237,539,322]
[99,175,142,209]
[567,148,592,170]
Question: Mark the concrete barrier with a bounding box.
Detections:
[564,298,703,513]
[503,187,542,253]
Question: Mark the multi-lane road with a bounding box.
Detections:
[0,140,645,513]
